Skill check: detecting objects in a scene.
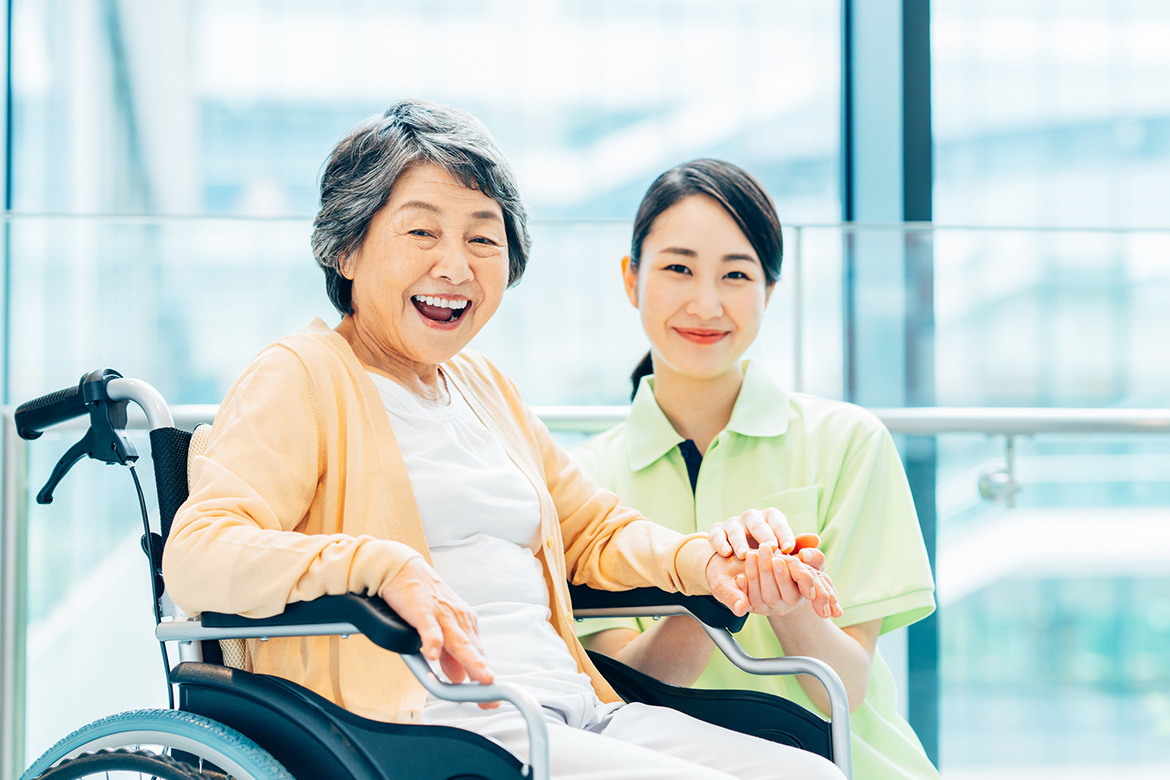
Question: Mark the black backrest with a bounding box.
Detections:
[146,426,225,664]
[150,427,194,542]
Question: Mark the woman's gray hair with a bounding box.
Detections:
[311,99,532,315]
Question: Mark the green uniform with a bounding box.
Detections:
[571,361,940,780]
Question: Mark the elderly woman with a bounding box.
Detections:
[163,99,842,780]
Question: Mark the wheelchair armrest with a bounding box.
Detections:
[201,594,422,655]
[568,584,748,633]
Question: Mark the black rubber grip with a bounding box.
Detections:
[15,384,86,440]
[568,584,749,633]
[202,594,423,656]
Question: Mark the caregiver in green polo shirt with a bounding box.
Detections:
[571,159,939,780]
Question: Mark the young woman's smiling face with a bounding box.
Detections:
[625,194,773,382]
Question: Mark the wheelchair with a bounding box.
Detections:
[15,368,852,780]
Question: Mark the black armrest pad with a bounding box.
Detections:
[568,584,747,633]
[202,594,422,656]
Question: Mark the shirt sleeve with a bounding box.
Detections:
[820,423,936,634]
[162,345,421,618]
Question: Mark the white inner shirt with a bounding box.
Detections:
[367,371,607,728]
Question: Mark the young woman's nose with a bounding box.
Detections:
[431,238,474,284]
[685,278,723,320]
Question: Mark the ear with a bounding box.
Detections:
[764,281,776,307]
[621,255,639,308]
[338,250,357,281]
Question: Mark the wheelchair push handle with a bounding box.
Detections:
[16,369,175,504]
[15,368,120,440]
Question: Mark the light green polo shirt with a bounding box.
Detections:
[571,361,939,780]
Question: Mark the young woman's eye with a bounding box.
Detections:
[725,270,751,281]
[665,263,691,275]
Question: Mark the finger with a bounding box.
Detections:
[786,556,819,602]
[439,619,494,685]
[790,560,830,616]
[725,519,750,559]
[708,526,734,557]
[439,647,467,684]
[798,547,826,570]
[816,571,843,618]
[792,533,821,552]
[414,612,445,662]
[820,573,842,618]
[744,550,766,610]
[773,553,803,605]
[764,508,796,554]
[744,511,779,551]
[808,572,831,618]
[756,543,782,606]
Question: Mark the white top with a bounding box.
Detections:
[367,371,606,728]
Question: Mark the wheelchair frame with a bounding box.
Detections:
[13,369,852,780]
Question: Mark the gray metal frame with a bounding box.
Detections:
[573,603,853,778]
[157,616,552,780]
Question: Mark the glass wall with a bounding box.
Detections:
[4,2,1170,779]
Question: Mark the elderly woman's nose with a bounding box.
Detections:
[430,239,474,283]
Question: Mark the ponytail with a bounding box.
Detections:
[629,351,654,400]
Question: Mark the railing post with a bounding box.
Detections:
[1,412,28,780]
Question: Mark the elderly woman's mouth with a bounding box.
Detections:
[412,295,470,323]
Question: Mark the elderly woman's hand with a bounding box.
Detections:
[378,557,499,709]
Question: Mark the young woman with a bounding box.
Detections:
[571,159,940,780]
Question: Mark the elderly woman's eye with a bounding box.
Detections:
[470,236,498,245]
[408,229,434,238]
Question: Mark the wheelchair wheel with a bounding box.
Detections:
[20,708,295,780]
[29,748,215,779]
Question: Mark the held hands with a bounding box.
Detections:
[705,508,843,620]
[378,557,499,709]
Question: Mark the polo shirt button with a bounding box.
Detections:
[544,536,554,550]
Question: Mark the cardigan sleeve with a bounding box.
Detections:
[162,344,421,618]
[524,402,717,597]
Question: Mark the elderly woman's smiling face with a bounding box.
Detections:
[341,163,509,372]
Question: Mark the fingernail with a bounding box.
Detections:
[809,585,817,600]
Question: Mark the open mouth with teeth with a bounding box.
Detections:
[412,294,471,324]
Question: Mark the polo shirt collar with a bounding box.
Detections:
[624,360,790,472]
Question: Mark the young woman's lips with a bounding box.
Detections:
[675,328,729,344]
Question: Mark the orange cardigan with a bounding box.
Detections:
[163,318,717,724]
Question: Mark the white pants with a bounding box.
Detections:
[438,701,844,779]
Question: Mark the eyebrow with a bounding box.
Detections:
[659,246,759,263]
[397,200,503,224]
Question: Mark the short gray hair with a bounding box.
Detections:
[311,99,532,315]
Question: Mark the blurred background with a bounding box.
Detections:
[1,1,1168,778]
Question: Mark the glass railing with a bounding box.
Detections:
[1,216,1168,780]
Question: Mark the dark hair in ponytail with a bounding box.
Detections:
[627,159,784,399]
[629,350,655,401]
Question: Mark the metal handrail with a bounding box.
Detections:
[530,406,1170,436]
[3,402,1169,780]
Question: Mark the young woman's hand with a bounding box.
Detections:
[378,557,499,708]
[708,507,798,559]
